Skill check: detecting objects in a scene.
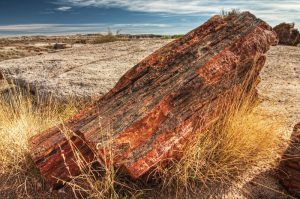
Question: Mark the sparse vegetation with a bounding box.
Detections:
[162,35,184,39]
[0,7,297,199]
[0,85,79,198]
[0,81,287,198]
[62,95,286,198]
[158,97,285,196]
[221,9,241,18]
[0,32,178,62]
[92,29,125,44]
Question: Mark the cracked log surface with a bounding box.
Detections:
[29,12,277,188]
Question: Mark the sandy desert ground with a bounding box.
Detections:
[0,39,171,100]
[0,38,299,198]
[0,39,299,126]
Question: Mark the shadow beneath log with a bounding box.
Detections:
[241,169,292,199]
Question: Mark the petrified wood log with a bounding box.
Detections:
[29,12,277,188]
[273,23,300,46]
[279,123,300,197]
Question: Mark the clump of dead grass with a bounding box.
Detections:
[0,80,287,198]
[158,100,285,196]
[0,84,141,199]
[61,128,146,199]
[220,8,241,19]
[0,85,78,198]
[63,88,287,198]
[152,71,288,197]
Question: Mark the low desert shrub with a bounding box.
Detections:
[92,30,123,44]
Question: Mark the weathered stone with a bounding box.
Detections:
[53,43,68,50]
[279,123,300,197]
[28,12,277,188]
[273,23,300,46]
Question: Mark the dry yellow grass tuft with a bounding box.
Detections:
[0,85,78,198]
[152,86,288,197]
[0,83,287,198]
[61,129,146,199]
[63,92,287,198]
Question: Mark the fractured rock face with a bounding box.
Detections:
[279,123,300,197]
[28,12,277,188]
[273,23,300,46]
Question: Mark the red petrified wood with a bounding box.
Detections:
[279,123,300,197]
[273,23,300,46]
[28,12,278,188]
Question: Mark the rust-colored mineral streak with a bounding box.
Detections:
[29,12,278,188]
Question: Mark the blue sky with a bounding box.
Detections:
[0,0,299,36]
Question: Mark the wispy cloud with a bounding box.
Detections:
[58,0,300,14]
[58,0,300,26]
[1,0,299,36]
[58,0,220,14]
[56,6,72,11]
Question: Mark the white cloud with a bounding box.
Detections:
[58,0,300,26]
[58,0,300,14]
[56,6,72,11]
[59,0,218,14]
[1,0,299,36]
